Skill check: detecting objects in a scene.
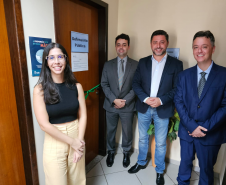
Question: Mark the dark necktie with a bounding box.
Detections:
[198,72,206,98]
[118,60,124,90]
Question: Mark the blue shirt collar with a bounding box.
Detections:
[197,61,213,74]
[117,56,128,63]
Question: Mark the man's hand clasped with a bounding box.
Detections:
[188,126,208,138]
[145,97,161,108]
[114,99,126,109]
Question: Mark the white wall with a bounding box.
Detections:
[20,0,55,184]
[116,0,226,176]
[20,0,118,184]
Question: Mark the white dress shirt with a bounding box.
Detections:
[143,53,167,105]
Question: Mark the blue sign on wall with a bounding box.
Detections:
[29,36,52,76]
[166,48,180,59]
[71,31,89,53]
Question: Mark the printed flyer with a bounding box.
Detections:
[29,37,52,76]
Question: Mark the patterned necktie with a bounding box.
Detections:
[118,60,124,91]
[198,72,206,98]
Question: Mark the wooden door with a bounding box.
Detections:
[0,1,26,184]
[54,0,100,164]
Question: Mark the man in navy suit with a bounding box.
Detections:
[175,30,226,185]
[129,30,183,185]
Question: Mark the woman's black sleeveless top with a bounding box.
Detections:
[46,82,79,124]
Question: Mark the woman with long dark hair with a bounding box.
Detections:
[33,43,86,185]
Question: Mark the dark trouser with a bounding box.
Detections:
[106,111,134,153]
[177,138,221,185]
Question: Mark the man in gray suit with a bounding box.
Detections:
[101,33,138,168]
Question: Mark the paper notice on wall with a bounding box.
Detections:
[71,53,88,72]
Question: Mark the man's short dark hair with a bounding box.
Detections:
[193,30,215,47]
[115,33,130,46]
[150,30,169,42]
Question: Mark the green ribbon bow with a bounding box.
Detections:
[84,84,100,100]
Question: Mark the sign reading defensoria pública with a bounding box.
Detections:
[71,31,89,53]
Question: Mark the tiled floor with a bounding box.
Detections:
[86,147,220,185]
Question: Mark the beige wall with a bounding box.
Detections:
[117,0,226,68]
[115,0,226,181]
[101,0,119,59]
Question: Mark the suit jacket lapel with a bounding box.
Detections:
[121,57,132,88]
[199,62,218,103]
[147,56,152,94]
[112,58,119,87]
[159,55,171,88]
[190,66,199,104]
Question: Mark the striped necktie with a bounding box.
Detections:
[198,72,206,98]
[118,60,124,91]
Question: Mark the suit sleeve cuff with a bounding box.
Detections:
[110,97,116,104]
[186,121,199,134]
[159,98,163,105]
[143,97,149,103]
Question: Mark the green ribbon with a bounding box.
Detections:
[84,84,100,100]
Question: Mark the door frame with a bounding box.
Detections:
[3,0,39,184]
[53,0,108,156]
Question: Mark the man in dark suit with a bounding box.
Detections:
[175,31,226,185]
[129,30,183,185]
[101,34,138,168]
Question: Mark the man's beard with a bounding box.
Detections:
[117,51,127,57]
[153,48,166,56]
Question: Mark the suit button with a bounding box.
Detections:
[198,105,200,108]
[195,120,198,122]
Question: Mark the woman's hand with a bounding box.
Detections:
[70,138,85,155]
[73,150,83,163]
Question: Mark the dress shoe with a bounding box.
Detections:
[156,173,165,185]
[106,152,114,167]
[123,153,130,168]
[128,163,146,173]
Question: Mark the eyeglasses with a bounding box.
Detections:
[46,54,66,61]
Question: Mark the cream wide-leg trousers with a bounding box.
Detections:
[43,120,86,185]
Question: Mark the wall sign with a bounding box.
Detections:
[71,31,89,53]
[166,48,180,59]
[29,36,52,76]
[71,53,88,72]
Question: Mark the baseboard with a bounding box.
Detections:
[86,155,104,174]
[98,149,107,156]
